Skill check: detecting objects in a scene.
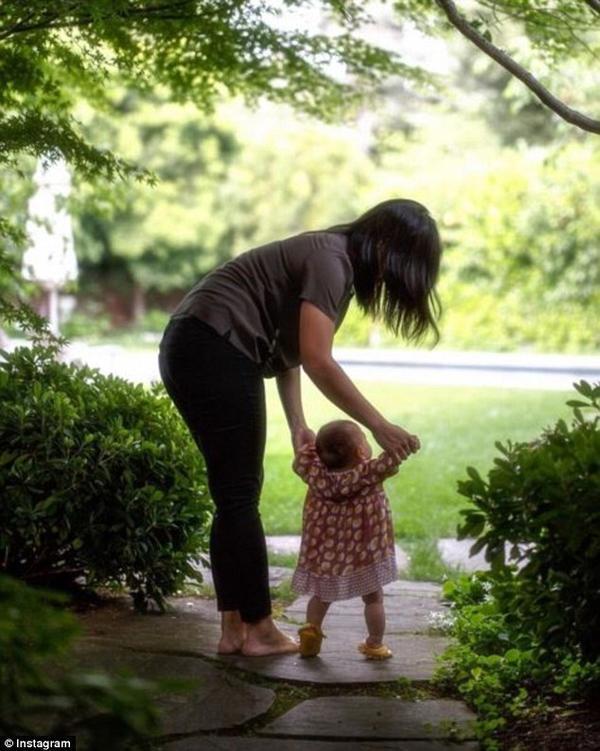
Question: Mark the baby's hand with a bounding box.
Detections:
[292,425,316,454]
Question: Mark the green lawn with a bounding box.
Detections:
[260,377,573,539]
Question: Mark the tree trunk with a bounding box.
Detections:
[131,283,146,324]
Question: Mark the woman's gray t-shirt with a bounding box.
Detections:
[171,231,354,377]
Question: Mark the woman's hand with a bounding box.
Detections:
[372,420,420,462]
[298,304,421,461]
[292,424,316,453]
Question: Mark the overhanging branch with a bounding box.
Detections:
[435,0,600,134]
[584,0,600,16]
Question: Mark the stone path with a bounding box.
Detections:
[167,741,479,750]
[215,580,450,683]
[260,696,476,740]
[68,571,480,749]
[70,642,275,734]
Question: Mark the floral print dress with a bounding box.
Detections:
[291,444,399,602]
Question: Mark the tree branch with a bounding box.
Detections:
[584,0,600,15]
[0,1,196,41]
[434,0,600,134]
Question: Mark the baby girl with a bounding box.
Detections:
[291,419,402,659]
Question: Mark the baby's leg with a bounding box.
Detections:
[306,595,331,628]
[362,588,385,646]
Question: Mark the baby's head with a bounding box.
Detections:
[315,420,372,470]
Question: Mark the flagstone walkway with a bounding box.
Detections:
[70,568,480,750]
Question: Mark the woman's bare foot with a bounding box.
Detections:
[217,610,246,654]
[218,634,246,654]
[241,616,299,656]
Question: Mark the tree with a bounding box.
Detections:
[1,1,598,336]
[0,0,406,332]
[71,93,373,318]
[398,0,600,134]
[0,0,597,183]
[0,1,409,181]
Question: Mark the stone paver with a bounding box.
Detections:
[219,634,450,683]
[73,578,478,748]
[76,581,450,683]
[77,595,225,655]
[385,581,447,598]
[437,539,488,573]
[215,579,451,683]
[76,591,450,684]
[437,539,530,572]
[260,696,476,740]
[286,589,447,633]
[67,642,274,733]
[163,738,479,750]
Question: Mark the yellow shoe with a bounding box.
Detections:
[358,641,393,660]
[298,623,326,657]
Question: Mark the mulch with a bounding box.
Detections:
[498,695,600,750]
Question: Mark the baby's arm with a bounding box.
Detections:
[365,450,402,482]
[339,451,402,496]
[292,442,320,483]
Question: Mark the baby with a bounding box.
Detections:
[291,419,401,659]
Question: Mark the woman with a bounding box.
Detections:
[158,198,442,656]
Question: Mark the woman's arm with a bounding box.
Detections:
[299,301,420,462]
[275,366,315,452]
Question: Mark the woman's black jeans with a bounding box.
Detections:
[158,315,271,623]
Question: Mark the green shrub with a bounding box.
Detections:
[132,308,169,333]
[436,383,600,748]
[0,573,182,748]
[457,380,600,660]
[436,571,600,750]
[0,345,211,611]
[61,308,113,340]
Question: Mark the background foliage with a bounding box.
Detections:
[1,1,599,351]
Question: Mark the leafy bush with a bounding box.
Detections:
[437,381,600,747]
[436,572,600,750]
[457,380,600,659]
[0,573,178,748]
[0,345,211,611]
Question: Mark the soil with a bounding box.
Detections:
[498,696,600,751]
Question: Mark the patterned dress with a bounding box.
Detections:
[291,444,399,602]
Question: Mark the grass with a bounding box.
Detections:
[268,551,299,568]
[403,538,462,582]
[260,377,573,540]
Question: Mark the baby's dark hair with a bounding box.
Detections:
[316,420,360,470]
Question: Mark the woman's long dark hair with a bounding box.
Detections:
[327,198,442,345]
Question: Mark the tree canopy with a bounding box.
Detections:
[1,0,598,339]
[0,0,411,180]
[0,0,598,186]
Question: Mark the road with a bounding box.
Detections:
[29,339,600,391]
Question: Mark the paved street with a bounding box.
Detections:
[27,338,600,390]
